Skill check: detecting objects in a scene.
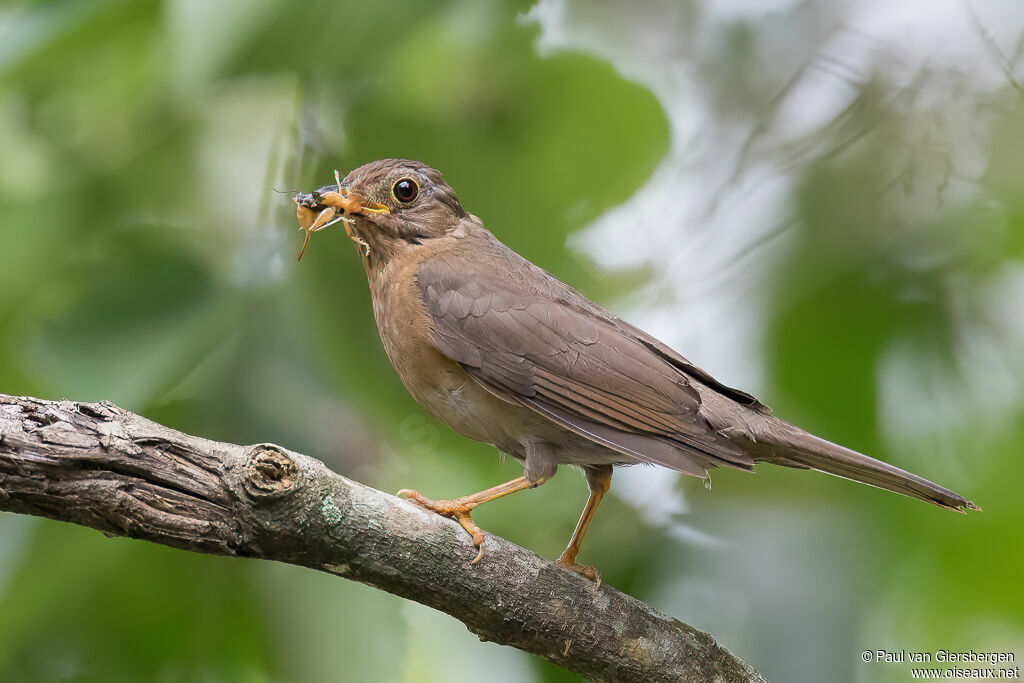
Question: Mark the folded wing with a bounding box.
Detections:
[417,254,753,476]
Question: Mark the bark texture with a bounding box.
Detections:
[0,393,766,682]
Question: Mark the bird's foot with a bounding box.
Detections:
[556,552,602,587]
[398,489,487,563]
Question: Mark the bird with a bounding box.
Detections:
[293,158,979,582]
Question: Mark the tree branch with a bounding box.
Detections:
[0,393,765,682]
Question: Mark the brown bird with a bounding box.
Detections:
[294,158,978,581]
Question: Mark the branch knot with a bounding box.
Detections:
[244,444,297,499]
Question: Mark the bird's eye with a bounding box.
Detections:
[392,178,419,203]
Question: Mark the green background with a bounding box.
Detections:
[0,0,1021,681]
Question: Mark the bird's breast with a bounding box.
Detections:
[367,254,539,452]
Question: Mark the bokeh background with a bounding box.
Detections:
[1,0,1022,681]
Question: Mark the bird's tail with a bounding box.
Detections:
[764,422,979,512]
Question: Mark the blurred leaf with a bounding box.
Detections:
[0,522,280,683]
[17,227,242,408]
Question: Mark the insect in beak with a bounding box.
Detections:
[293,170,390,261]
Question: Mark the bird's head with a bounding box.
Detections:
[294,159,468,262]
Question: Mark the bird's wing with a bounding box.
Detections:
[611,317,769,411]
[417,254,753,475]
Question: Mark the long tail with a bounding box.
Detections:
[762,421,980,512]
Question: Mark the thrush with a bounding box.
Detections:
[294,158,978,581]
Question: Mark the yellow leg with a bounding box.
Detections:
[399,476,537,563]
[557,465,612,585]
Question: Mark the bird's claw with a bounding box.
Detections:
[398,488,487,562]
[556,555,602,587]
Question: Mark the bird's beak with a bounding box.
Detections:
[292,173,391,260]
[293,188,389,227]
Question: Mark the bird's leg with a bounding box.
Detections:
[557,464,612,586]
[398,475,538,564]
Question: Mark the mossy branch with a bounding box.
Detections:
[0,393,765,682]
